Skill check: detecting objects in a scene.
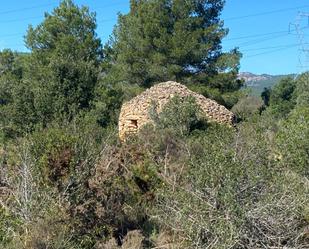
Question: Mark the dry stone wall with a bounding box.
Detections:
[119,81,235,140]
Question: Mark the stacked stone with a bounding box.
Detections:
[118,81,235,140]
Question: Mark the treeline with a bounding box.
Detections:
[0,1,308,249]
[0,0,242,140]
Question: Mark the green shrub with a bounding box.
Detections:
[232,95,263,120]
[0,207,21,247]
[268,77,297,118]
[275,107,309,177]
[149,95,208,137]
[295,72,309,107]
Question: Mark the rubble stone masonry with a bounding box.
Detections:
[119,81,235,140]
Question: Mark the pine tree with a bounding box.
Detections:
[107,0,242,106]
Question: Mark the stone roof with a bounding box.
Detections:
[119,81,235,140]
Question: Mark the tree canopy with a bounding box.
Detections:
[24,0,103,124]
[106,0,242,94]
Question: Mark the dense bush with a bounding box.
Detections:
[232,95,263,120]
[1,88,309,248]
[295,72,309,107]
[149,96,207,136]
[1,0,308,248]
[265,76,297,117]
[275,106,309,177]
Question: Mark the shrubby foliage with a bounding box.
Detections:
[0,50,28,139]
[276,106,309,177]
[261,76,297,117]
[231,95,263,120]
[295,72,309,107]
[0,1,308,248]
[149,96,207,136]
[2,92,309,248]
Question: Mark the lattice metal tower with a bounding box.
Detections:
[290,12,309,74]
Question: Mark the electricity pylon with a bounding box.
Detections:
[290,12,309,74]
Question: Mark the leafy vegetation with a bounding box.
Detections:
[103,0,243,107]
[0,1,308,248]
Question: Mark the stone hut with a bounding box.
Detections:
[119,81,235,140]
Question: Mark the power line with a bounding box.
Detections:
[13,1,303,23]
[0,16,42,24]
[0,2,308,58]
[224,30,289,41]
[225,4,309,21]
[224,33,291,51]
[223,27,308,42]
[240,43,301,52]
[0,18,117,39]
[238,33,291,46]
[0,23,300,43]
[0,1,127,16]
[0,2,57,16]
[0,30,302,53]
[225,26,307,49]
[0,13,120,25]
[229,26,309,42]
[224,27,309,53]
[0,2,308,25]
[244,44,299,58]
[0,1,126,24]
[0,20,302,42]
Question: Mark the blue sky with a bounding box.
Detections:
[0,0,308,75]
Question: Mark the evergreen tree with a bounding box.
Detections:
[0,50,29,138]
[268,77,296,117]
[107,0,242,103]
[0,50,15,107]
[24,0,103,125]
[261,87,271,106]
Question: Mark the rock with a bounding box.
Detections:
[119,81,235,140]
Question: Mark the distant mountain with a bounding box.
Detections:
[238,72,295,96]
